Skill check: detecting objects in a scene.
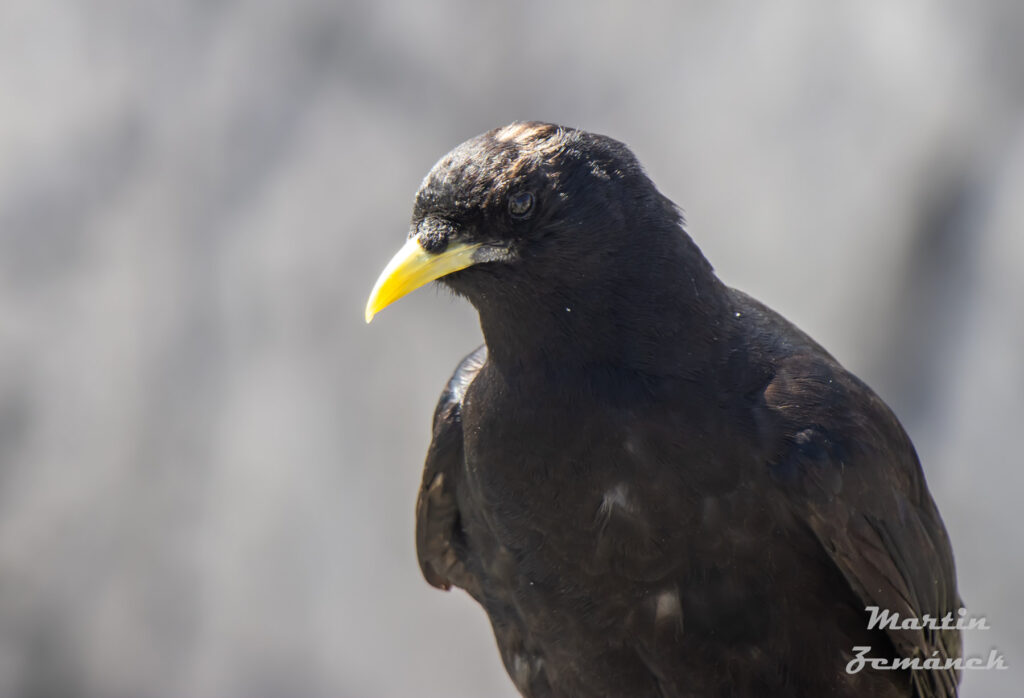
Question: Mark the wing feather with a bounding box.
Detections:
[766,357,962,698]
[415,345,486,596]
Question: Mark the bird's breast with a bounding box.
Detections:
[457,377,747,592]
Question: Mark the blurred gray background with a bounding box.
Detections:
[1,1,1021,696]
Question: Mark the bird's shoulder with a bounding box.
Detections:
[431,344,488,431]
[727,286,917,478]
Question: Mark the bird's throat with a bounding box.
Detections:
[472,264,726,380]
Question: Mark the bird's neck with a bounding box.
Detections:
[473,232,729,382]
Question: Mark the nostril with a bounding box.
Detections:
[416,216,457,254]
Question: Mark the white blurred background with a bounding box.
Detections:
[0,1,1021,696]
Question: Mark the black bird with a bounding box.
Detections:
[365,122,961,698]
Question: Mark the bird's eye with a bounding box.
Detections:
[508,191,535,219]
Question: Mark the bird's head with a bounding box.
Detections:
[365,122,690,324]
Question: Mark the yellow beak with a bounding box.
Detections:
[365,237,486,323]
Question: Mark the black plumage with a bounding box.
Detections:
[368,122,961,697]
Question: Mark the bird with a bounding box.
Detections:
[365,122,961,698]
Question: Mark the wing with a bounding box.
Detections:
[415,345,487,597]
[765,355,962,698]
